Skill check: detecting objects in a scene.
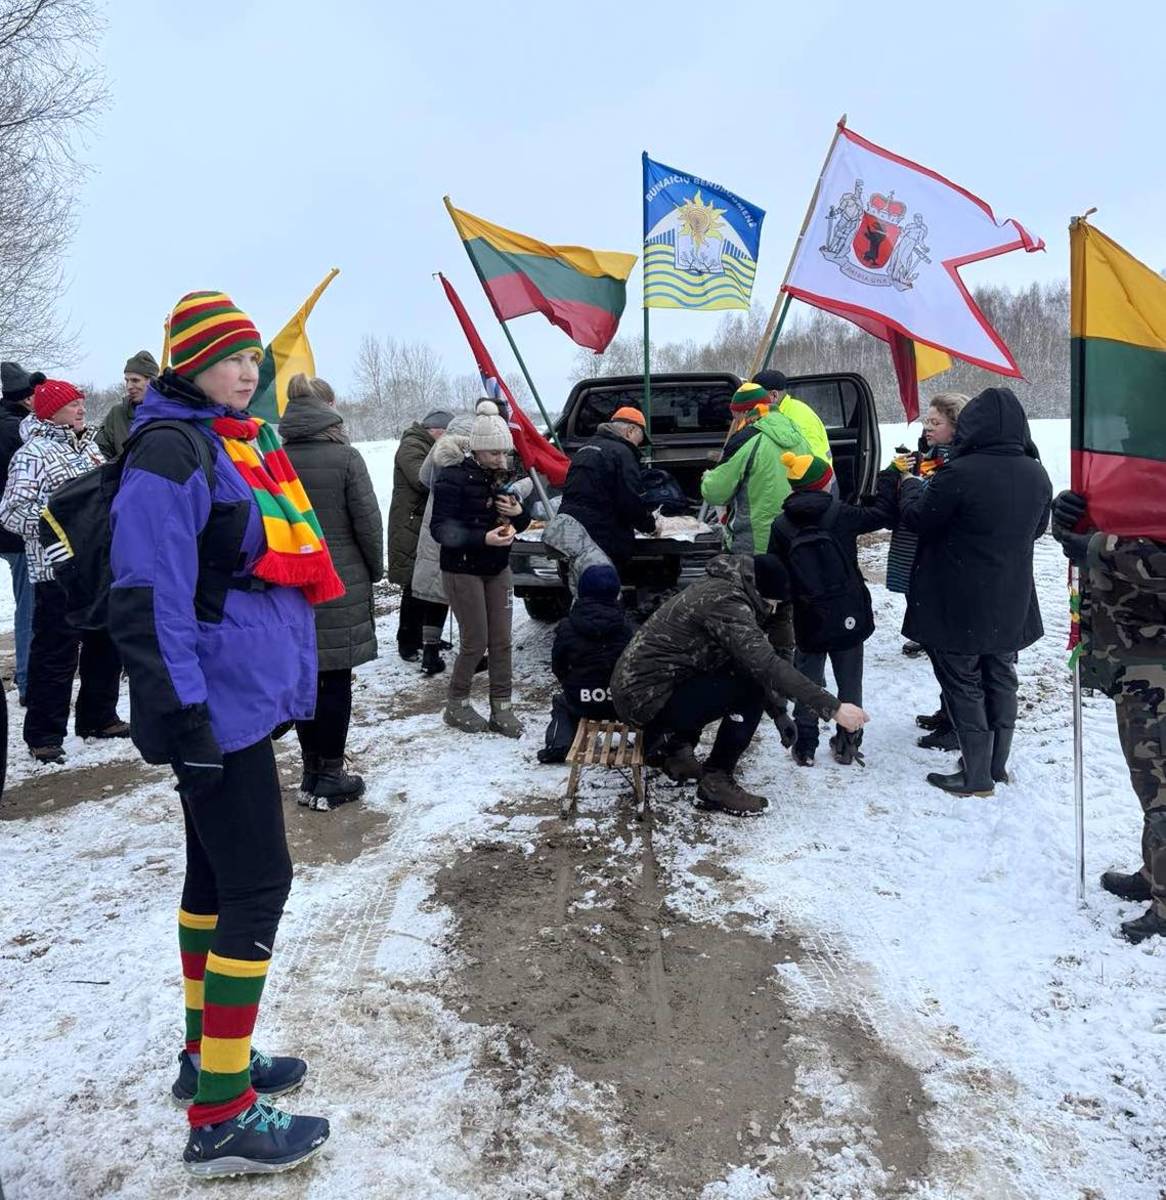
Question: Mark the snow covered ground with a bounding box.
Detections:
[7,415,1166,1200]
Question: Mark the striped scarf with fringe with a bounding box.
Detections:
[208,416,345,605]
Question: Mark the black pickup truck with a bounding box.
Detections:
[511,370,882,621]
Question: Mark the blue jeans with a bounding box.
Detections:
[1,550,32,699]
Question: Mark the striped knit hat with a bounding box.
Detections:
[781,449,834,492]
[730,381,769,414]
[168,291,264,379]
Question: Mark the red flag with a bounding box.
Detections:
[439,273,570,488]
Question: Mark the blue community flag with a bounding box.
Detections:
[642,153,765,310]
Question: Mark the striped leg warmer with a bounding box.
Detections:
[177,909,217,1055]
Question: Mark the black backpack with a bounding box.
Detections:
[772,506,874,653]
[39,420,216,631]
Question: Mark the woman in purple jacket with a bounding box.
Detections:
[109,291,338,1178]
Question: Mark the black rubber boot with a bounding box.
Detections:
[926,731,995,797]
[1101,870,1153,902]
[1120,906,1166,944]
[297,752,321,806]
[420,644,446,676]
[308,757,365,811]
[901,640,926,657]
[990,727,1014,784]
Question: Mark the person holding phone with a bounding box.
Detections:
[431,400,531,737]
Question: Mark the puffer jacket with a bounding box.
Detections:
[552,595,636,714]
[411,415,474,604]
[387,422,436,586]
[0,416,105,582]
[700,409,811,554]
[109,372,317,761]
[279,394,384,671]
[611,554,838,726]
[431,453,531,577]
[0,399,31,553]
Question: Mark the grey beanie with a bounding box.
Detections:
[421,408,453,429]
[124,349,160,379]
[469,399,513,453]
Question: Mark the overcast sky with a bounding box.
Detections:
[61,0,1165,414]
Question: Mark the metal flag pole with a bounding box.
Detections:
[641,152,653,462]
[1073,644,1086,907]
[747,113,848,380]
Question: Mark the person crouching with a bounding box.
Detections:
[612,554,869,815]
[538,563,635,764]
[431,400,531,736]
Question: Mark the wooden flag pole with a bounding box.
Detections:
[747,113,848,380]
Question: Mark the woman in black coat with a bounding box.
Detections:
[278,374,384,810]
[897,386,1051,796]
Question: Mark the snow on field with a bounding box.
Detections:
[7,414,1165,1200]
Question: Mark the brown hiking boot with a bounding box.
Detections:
[661,743,703,783]
[77,720,131,739]
[696,771,768,817]
[29,744,66,765]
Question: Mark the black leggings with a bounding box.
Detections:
[180,738,293,961]
[295,668,353,760]
[646,671,765,773]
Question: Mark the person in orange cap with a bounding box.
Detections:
[557,404,656,575]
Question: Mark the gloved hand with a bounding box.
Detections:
[1050,489,1092,563]
[773,709,797,748]
[171,704,224,805]
[1051,489,1088,534]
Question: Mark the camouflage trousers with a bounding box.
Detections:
[1114,663,1166,916]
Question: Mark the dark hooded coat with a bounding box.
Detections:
[387,423,436,586]
[898,387,1052,655]
[279,395,384,671]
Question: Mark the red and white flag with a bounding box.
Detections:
[439,273,570,487]
[784,123,1043,409]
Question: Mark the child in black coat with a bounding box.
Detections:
[768,450,895,766]
[538,564,635,764]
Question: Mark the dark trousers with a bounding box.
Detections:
[793,644,864,746]
[24,578,122,749]
[295,668,353,760]
[543,692,583,761]
[646,671,765,774]
[398,584,448,654]
[929,650,1018,734]
[179,738,293,961]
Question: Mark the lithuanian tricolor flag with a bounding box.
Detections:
[248,268,340,424]
[1070,220,1166,538]
[444,198,635,353]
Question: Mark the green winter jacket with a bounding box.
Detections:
[387,423,437,586]
[699,409,810,554]
[96,397,137,460]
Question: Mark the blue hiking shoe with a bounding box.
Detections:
[171,1048,308,1106]
[182,1098,329,1178]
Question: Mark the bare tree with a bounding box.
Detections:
[0,0,106,364]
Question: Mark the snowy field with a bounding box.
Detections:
[7,414,1166,1199]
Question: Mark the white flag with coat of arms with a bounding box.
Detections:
[783,123,1044,374]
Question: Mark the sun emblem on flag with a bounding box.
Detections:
[674,191,728,276]
[820,177,932,291]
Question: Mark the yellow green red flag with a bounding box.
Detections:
[248,268,340,423]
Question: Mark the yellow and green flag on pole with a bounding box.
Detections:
[248,268,340,423]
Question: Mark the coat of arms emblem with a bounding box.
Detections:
[820,179,931,291]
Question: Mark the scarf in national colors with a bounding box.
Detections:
[208,416,345,605]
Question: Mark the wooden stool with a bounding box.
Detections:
[562,719,647,820]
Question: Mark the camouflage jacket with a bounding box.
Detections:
[611,554,838,726]
[1081,533,1166,693]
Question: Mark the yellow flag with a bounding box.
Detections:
[914,340,952,382]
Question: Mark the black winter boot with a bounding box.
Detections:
[1120,906,1166,944]
[420,644,446,676]
[297,752,321,805]
[829,728,865,767]
[918,727,960,752]
[916,707,948,731]
[1101,870,1153,902]
[990,727,1014,784]
[926,731,994,797]
[661,742,703,783]
[308,758,365,812]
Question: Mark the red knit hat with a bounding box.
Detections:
[33,379,85,421]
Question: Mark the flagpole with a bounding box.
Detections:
[747,113,848,379]
[641,151,653,462]
[443,197,564,452]
[1073,636,1086,907]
